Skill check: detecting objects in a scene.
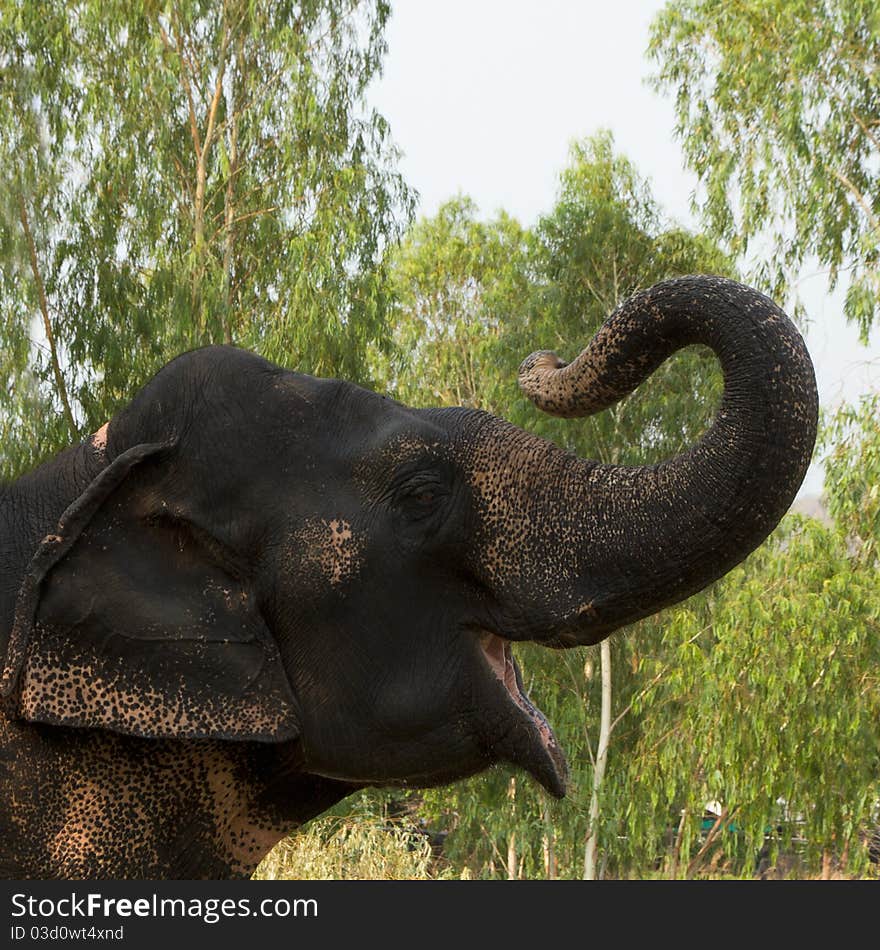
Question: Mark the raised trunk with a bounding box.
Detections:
[457,275,818,647]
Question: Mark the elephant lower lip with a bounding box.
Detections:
[479,633,568,797]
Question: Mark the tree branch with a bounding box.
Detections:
[222,30,242,345]
[190,1,232,336]
[830,167,880,234]
[18,195,77,439]
[158,18,202,162]
[194,12,230,253]
[850,108,880,156]
[686,805,737,879]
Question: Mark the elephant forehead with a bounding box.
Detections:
[289,517,363,587]
[353,432,449,493]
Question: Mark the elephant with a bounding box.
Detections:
[0,275,818,879]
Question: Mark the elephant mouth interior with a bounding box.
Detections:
[479,633,568,797]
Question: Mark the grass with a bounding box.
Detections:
[252,813,441,880]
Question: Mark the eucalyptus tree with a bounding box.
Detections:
[823,395,880,566]
[379,194,531,414]
[649,0,880,340]
[618,519,880,878]
[0,0,412,479]
[641,0,880,877]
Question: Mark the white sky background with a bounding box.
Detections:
[368,0,880,498]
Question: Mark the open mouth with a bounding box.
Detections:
[480,632,568,798]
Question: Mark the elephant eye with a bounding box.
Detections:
[402,483,441,508]
[394,475,448,521]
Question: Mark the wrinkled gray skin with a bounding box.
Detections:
[0,276,818,878]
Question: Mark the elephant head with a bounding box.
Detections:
[0,275,817,877]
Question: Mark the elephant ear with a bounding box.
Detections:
[0,442,300,743]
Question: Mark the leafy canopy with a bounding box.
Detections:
[648,0,880,340]
[0,0,412,478]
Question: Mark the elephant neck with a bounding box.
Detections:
[0,718,324,878]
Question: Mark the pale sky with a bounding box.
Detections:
[369,0,880,497]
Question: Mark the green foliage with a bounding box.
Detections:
[648,0,880,339]
[619,517,880,878]
[0,0,412,480]
[822,395,880,563]
[377,195,531,413]
[4,4,876,880]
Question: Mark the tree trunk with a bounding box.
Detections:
[584,638,612,879]
[542,801,557,879]
[18,195,77,439]
[222,34,241,345]
[506,776,517,880]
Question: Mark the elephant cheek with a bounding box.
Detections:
[284,518,365,589]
